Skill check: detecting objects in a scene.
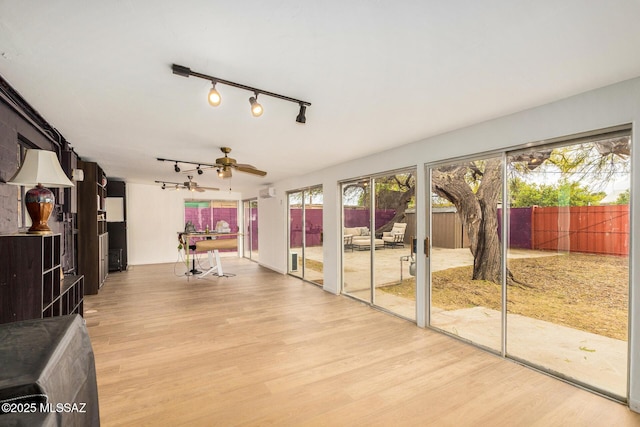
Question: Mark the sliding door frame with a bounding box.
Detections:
[424,124,632,401]
[340,166,418,321]
[286,185,323,285]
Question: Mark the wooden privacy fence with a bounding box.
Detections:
[437,205,629,256]
[531,205,629,256]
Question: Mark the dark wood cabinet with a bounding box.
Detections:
[0,234,84,324]
[77,160,109,294]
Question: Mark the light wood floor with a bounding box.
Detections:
[84,259,639,426]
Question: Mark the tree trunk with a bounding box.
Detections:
[432,159,503,284]
[471,159,502,283]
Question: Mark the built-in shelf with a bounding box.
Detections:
[78,160,109,294]
[0,234,84,324]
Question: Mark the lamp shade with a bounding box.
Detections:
[7,149,74,188]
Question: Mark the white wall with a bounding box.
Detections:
[257,76,640,410]
[127,183,242,265]
[255,194,287,273]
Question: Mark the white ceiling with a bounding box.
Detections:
[2,1,640,193]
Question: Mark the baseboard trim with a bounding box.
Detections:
[258,262,286,275]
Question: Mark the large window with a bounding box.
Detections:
[426,126,631,400]
[429,155,503,351]
[505,132,630,398]
[184,199,238,234]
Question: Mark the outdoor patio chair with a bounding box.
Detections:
[344,234,354,252]
[382,223,407,248]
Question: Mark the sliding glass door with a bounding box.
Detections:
[429,156,503,351]
[373,171,416,320]
[288,191,304,279]
[505,133,630,398]
[426,127,631,400]
[242,199,258,261]
[342,179,372,302]
[342,169,417,320]
[287,186,323,285]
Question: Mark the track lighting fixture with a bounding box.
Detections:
[157,150,266,180]
[207,82,221,107]
[154,177,220,192]
[296,103,306,124]
[249,94,263,117]
[172,63,311,123]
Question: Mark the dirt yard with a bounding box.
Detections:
[381,252,628,340]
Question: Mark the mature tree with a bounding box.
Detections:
[342,173,415,234]
[432,136,630,285]
[374,173,415,234]
[615,189,630,205]
[432,158,504,284]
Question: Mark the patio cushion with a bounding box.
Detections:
[344,226,370,237]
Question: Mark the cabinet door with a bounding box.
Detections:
[0,236,43,323]
[99,233,109,285]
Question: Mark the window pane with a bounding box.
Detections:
[506,135,630,398]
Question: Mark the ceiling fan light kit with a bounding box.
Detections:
[171,63,311,123]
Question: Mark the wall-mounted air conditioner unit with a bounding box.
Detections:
[259,187,276,198]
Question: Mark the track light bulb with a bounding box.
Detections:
[208,82,221,107]
[162,183,166,190]
[197,166,203,175]
[249,96,263,117]
[174,162,180,173]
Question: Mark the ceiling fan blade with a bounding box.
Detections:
[200,186,220,191]
[235,165,267,176]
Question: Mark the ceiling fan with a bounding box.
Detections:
[157,147,267,179]
[154,175,219,192]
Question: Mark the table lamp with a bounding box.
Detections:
[7,149,74,234]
